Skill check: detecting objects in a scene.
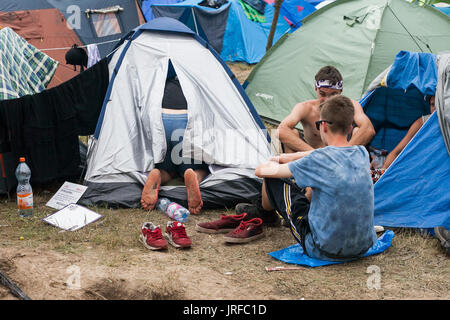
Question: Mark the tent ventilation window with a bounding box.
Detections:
[86,6,124,37]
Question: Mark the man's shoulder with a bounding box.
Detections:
[294,99,319,109]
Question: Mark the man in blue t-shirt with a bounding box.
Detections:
[254,95,377,261]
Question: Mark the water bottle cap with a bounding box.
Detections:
[19,157,25,162]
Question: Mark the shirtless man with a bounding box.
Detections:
[277,66,375,152]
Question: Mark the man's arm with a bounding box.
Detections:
[270,151,313,164]
[349,100,376,146]
[255,161,293,179]
[277,102,315,152]
[383,118,423,169]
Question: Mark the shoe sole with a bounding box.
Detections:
[223,232,265,244]
[165,232,191,249]
[139,234,168,251]
[195,224,236,234]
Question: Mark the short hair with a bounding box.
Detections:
[319,95,354,135]
[315,66,343,85]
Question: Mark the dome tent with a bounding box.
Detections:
[79,17,272,209]
[244,0,450,127]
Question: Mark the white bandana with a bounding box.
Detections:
[315,80,343,90]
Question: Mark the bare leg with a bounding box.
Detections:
[261,179,274,211]
[141,169,171,210]
[184,168,207,214]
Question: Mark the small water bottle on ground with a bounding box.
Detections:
[156,198,190,223]
[15,157,33,217]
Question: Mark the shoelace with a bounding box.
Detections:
[170,225,189,239]
[147,228,164,240]
[233,220,250,234]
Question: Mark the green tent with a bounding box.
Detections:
[244,0,450,128]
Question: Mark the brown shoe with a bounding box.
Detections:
[196,213,247,234]
[223,218,264,244]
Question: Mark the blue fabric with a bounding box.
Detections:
[279,0,316,31]
[364,86,430,152]
[374,113,450,229]
[386,51,437,96]
[288,146,377,260]
[156,113,208,176]
[269,230,394,267]
[142,0,184,20]
[362,51,437,152]
[434,5,450,15]
[147,0,315,63]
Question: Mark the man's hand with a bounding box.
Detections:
[255,161,293,178]
[270,151,313,164]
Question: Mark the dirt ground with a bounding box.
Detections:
[0,187,449,301]
[1,63,448,301]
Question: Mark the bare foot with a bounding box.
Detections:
[184,169,203,214]
[141,169,161,210]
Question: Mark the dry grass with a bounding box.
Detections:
[0,63,448,300]
[0,188,449,300]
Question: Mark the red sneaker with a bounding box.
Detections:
[165,221,192,248]
[195,213,248,234]
[223,218,264,244]
[139,222,168,250]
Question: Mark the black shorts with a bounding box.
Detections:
[264,178,310,248]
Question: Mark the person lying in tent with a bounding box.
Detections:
[229,95,377,256]
[381,96,435,169]
[140,74,209,214]
[277,65,375,152]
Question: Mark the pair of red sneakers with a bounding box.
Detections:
[195,213,264,243]
[140,221,192,250]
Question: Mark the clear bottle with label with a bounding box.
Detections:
[156,197,189,223]
[15,157,33,217]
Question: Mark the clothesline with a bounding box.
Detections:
[40,38,121,52]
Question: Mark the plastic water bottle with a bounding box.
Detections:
[15,157,33,217]
[156,198,190,223]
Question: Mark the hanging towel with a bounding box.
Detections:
[87,44,101,69]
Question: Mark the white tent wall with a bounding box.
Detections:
[81,29,272,208]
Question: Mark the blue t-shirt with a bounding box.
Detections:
[288,146,377,261]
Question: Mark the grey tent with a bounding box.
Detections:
[79,18,272,209]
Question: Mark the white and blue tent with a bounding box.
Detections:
[80,17,272,208]
[361,51,450,229]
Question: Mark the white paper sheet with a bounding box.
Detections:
[43,204,102,231]
[46,182,88,210]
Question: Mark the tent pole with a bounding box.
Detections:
[192,8,199,35]
[266,0,283,51]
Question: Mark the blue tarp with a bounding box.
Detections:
[362,51,437,152]
[374,113,450,229]
[268,230,394,268]
[386,51,437,96]
[146,0,315,63]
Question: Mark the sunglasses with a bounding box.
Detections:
[315,120,333,131]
